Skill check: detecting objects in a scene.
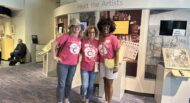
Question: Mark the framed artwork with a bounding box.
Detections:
[123,41,139,60]
[32,35,38,44]
[162,48,190,70]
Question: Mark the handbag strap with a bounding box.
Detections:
[101,42,107,58]
[57,35,69,56]
[102,37,115,59]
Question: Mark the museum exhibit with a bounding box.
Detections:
[0,0,190,103]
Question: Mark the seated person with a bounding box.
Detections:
[9,39,27,65]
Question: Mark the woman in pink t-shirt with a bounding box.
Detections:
[52,18,83,103]
[97,18,120,103]
[80,26,99,103]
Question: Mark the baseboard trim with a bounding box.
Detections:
[125,90,154,97]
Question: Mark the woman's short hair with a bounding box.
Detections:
[97,18,116,33]
[84,26,99,38]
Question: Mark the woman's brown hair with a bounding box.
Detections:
[84,25,99,39]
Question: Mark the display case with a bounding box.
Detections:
[155,64,190,103]
[56,15,68,36]
[1,37,14,60]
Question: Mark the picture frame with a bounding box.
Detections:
[32,35,38,44]
[123,41,139,61]
[162,48,190,70]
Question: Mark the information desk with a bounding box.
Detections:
[155,64,190,103]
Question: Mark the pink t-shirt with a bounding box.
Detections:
[98,34,120,63]
[80,39,99,71]
[56,34,81,65]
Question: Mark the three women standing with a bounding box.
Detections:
[53,17,120,103]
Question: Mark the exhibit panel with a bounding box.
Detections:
[53,0,190,99]
[43,51,57,77]
[53,1,153,95]
[145,10,190,80]
[155,64,190,103]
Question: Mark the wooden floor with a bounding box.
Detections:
[0,62,156,103]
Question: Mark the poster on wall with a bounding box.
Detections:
[123,41,139,60]
[162,48,190,70]
[172,29,186,36]
[113,21,129,34]
[32,35,38,44]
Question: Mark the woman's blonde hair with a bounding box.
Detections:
[84,25,99,39]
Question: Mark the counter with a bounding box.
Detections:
[155,64,190,103]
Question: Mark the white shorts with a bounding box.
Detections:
[99,63,118,79]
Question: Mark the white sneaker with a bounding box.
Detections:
[81,96,86,102]
[85,99,89,103]
[64,98,69,103]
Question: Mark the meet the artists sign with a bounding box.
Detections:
[77,0,123,10]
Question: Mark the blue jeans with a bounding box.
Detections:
[80,69,97,100]
[10,52,21,61]
[56,63,77,103]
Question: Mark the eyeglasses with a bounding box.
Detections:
[88,32,96,34]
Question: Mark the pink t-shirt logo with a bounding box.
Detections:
[99,40,111,56]
[98,34,120,62]
[69,42,81,54]
[84,44,96,59]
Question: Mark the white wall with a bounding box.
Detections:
[1,0,57,64]
[11,0,56,52]
[25,0,56,45]
[12,10,26,47]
